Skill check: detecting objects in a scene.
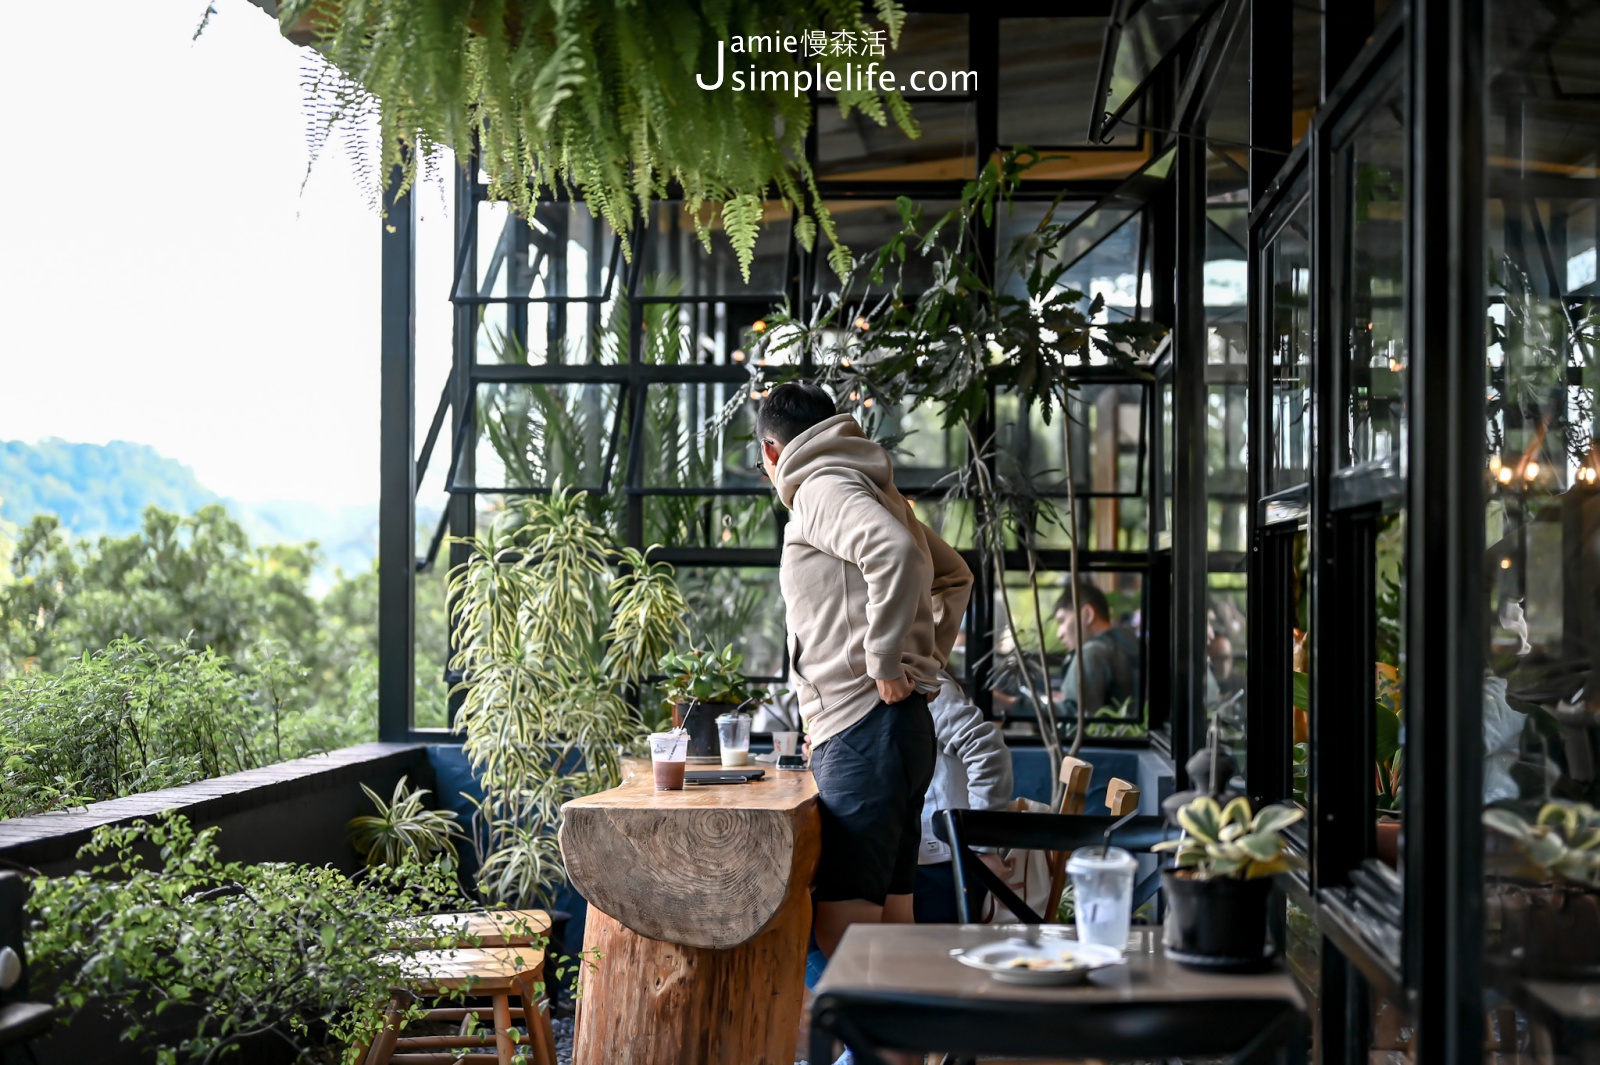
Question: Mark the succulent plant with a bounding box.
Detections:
[1154,796,1307,881]
[1484,801,1600,887]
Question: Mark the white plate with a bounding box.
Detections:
[950,938,1125,985]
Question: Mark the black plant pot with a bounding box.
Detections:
[1161,869,1274,971]
[673,701,737,761]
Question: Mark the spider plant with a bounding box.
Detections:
[348,775,464,868]
[447,486,688,906]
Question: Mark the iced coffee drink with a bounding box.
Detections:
[650,731,688,791]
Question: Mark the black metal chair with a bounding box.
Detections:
[0,871,52,1063]
[936,807,1173,923]
[810,990,1304,1065]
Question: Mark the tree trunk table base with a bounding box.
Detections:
[562,767,820,1065]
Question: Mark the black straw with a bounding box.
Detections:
[1102,808,1139,857]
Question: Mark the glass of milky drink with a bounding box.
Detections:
[716,713,751,767]
[650,731,688,791]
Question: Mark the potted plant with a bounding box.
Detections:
[447,486,690,906]
[1484,801,1600,978]
[657,644,769,763]
[1154,796,1305,970]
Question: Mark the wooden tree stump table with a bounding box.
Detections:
[559,765,820,1065]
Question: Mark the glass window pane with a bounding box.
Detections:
[993,570,1147,744]
[674,567,787,678]
[816,99,976,180]
[1267,195,1313,492]
[1335,82,1408,472]
[999,18,1135,147]
[636,383,763,490]
[1102,0,1214,136]
[640,497,776,550]
[1482,8,1600,1028]
[641,201,790,297]
[470,382,621,491]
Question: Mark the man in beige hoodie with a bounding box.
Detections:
[757,383,973,956]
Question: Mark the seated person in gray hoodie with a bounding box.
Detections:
[757,383,973,958]
[914,672,1015,923]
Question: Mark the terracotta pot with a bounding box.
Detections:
[1375,819,1401,869]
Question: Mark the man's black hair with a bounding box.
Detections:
[756,382,839,445]
[1054,579,1112,622]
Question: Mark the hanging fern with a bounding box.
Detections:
[273,0,918,280]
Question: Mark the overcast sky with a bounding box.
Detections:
[0,0,456,506]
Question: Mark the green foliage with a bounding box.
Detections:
[348,776,464,868]
[656,644,770,711]
[1290,666,1402,808]
[448,486,688,906]
[279,0,915,281]
[27,814,484,1065]
[0,639,333,819]
[1154,796,1306,881]
[0,502,457,766]
[1485,801,1600,887]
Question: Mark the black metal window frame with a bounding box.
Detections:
[1241,0,1492,1060]
[378,3,1181,745]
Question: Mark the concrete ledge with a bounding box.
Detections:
[0,743,431,876]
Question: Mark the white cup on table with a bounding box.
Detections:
[771,731,800,757]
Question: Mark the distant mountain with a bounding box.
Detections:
[0,439,383,578]
[0,439,217,538]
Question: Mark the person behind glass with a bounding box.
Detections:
[755,382,974,958]
[914,670,1015,924]
[1054,579,1140,718]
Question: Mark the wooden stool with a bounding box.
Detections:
[359,945,556,1065]
[388,909,552,949]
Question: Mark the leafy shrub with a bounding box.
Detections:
[27,814,496,1065]
[348,776,464,869]
[0,638,351,819]
[0,503,453,735]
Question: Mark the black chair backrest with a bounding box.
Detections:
[936,808,1174,923]
[0,871,26,1002]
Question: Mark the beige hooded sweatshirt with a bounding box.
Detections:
[774,414,974,745]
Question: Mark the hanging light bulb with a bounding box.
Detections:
[1525,461,1541,481]
[863,397,875,409]
[1501,557,1513,570]
[1489,454,1502,475]
[732,350,745,363]
[1498,467,1514,484]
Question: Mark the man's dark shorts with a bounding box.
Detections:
[810,693,936,905]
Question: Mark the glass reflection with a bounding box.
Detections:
[1481,2,1600,1057]
[1336,84,1408,471]
[1268,195,1312,492]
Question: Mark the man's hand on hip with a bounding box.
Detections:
[876,674,916,704]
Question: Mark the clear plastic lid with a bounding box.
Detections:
[1066,845,1138,876]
